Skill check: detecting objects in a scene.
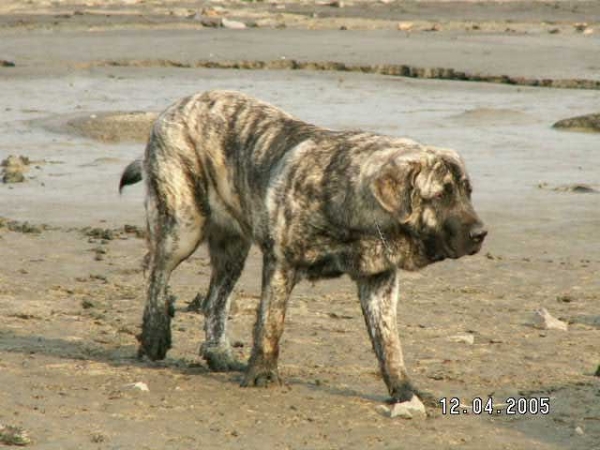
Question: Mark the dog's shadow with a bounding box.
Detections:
[1,329,424,404]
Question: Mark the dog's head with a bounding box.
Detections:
[370,145,487,265]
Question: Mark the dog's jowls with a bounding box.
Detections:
[119,90,487,405]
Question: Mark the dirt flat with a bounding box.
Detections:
[0,2,599,449]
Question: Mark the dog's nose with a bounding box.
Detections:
[469,225,488,243]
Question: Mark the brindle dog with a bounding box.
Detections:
[120,90,487,405]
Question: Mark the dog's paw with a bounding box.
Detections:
[241,367,282,388]
[137,313,172,360]
[388,382,437,408]
[201,344,245,372]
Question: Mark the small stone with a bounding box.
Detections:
[556,294,574,303]
[0,424,31,446]
[532,307,568,331]
[397,22,413,31]
[200,17,221,28]
[423,24,440,32]
[583,28,594,35]
[81,299,96,309]
[574,426,584,436]
[316,0,344,6]
[2,170,25,183]
[553,113,600,133]
[448,333,475,345]
[90,432,106,443]
[552,184,598,194]
[221,18,246,29]
[1,155,29,183]
[389,396,426,419]
[123,381,149,392]
[574,22,588,32]
[375,404,390,416]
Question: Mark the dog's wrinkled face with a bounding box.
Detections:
[371,148,487,264]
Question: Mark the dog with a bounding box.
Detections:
[119,90,487,405]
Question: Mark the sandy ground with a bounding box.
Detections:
[1,1,599,449]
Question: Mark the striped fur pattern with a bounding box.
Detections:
[119,90,487,404]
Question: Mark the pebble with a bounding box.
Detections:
[532,308,568,331]
[1,155,30,184]
[397,22,413,31]
[221,18,247,29]
[389,396,426,419]
[574,426,584,436]
[316,0,344,7]
[377,396,426,419]
[448,333,475,345]
[123,381,149,392]
[553,184,598,194]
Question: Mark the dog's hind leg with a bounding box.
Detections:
[200,230,251,372]
[138,180,205,361]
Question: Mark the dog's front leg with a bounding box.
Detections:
[356,270,419,404]
[241,256,296,388]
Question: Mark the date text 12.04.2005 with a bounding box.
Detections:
[439,397,550,416]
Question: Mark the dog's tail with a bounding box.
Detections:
[119,159,143,193]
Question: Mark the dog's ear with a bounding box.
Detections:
[371,160,420,221]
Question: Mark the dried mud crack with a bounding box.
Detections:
[75,58,600,91]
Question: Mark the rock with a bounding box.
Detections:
[552,184,598,194]
[1,155,30,183]
[200,17,221,28]
[2,170,25,183]
[583,28,594,36]
[221,18,246,29]
[574,22,588,32]
[532,308,568,331]
[388,396,426,419]
[553,113,600,133]
[539,182,598,194]
[448,333,475,345]
[123,381,149,392]
[556,294,575,303]
[4,220,43,234]
[397,22,413,31]
[423,24,440,32]
[0,424,31,446]
[574,426,584,436]
[376,404,391,416]
[0,60,16,67]
[317,0,344,7]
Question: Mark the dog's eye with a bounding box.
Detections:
[444,183,454,195]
